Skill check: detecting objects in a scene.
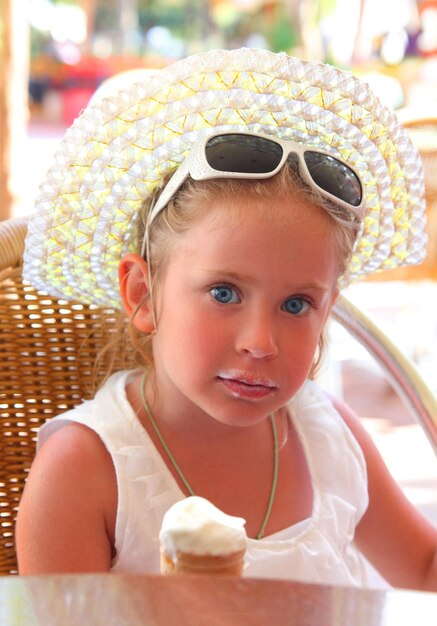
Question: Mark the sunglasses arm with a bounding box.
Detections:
[148,158,191,225]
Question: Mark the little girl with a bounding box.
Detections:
[16,48,437,590]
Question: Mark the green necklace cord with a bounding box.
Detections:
[140,372,195,497]
[257,413,279,540]
[140,371,279,540]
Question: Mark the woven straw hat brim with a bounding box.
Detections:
[23,48,427,308]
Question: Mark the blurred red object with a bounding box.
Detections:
[61,57,111,125]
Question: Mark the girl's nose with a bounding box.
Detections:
[235,310,279,359]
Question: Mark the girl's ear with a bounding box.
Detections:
[119,253,155,333]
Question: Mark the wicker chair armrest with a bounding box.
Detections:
[0,217,29,271]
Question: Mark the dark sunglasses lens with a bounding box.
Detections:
[304,152,362,207]
[205,134,283,174]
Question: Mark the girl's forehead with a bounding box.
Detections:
[154,188,348,288]
[171,195,338,264]
[187,190,334,233]
[164,207,340,295]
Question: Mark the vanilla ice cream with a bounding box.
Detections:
[159,496,247,576]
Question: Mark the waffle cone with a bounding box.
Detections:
[160,548,246,576]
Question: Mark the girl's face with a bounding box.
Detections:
[149,192,340,429]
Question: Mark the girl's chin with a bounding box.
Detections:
[205,403,278,429]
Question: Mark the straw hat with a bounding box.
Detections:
[23,48,427,309]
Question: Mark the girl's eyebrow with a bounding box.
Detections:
[201,269,253,282]
[200,269,331,293]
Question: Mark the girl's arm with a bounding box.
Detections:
[15,422,117,574]
[332,395,437,591]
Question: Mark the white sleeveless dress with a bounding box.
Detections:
[38,369,369,586]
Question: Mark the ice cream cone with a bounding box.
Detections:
[159,497,247,577]
[160,547,246,576]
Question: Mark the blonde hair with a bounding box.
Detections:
[95,164,359,387]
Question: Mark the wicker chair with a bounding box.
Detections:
[0,217,134,575]
[1,217,437,576]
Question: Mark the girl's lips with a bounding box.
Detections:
[217,370,278,400]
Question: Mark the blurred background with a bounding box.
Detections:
[1,0,437,583]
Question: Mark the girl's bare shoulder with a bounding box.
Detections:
[16,421,117,574]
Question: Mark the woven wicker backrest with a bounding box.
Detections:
[0,218,133,575]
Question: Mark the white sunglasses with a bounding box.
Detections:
[142,131,364,257]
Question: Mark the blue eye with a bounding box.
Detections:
[210,285,240,304]
[282,297,309,315]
